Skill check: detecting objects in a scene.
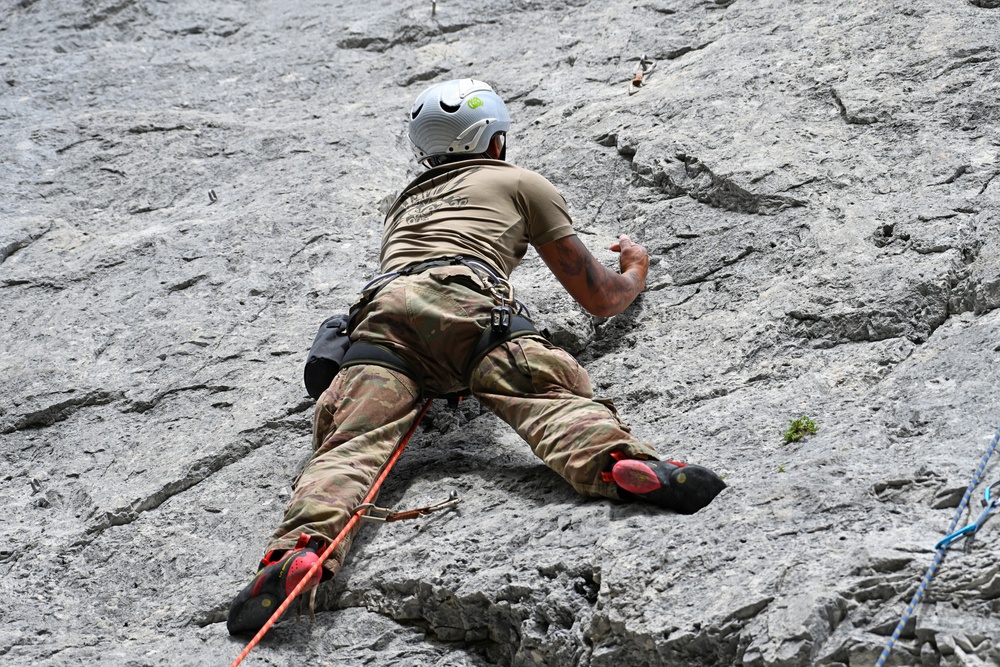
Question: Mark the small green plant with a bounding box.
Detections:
[778,463,788,473]
[783,415,818,443]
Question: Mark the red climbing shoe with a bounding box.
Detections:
[226,533,325,636]
[611,458,726,514]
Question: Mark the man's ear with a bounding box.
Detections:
[487,133,506,160]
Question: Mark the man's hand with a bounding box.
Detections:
[610,234,649,284]
[537,234,649,318]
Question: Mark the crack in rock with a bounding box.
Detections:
[54,136,101,154]
[674,246,754,286]
[786,278,954,347]
[166,274,208,293]
[0,235,40,264]
[830,87,880,125]
[70,0,138,30]
[338,22,475,53]
[789,238,1000,347]
[1,390,120,434]
[664,40,715,60]
[977,171,999,195]
[332,565,607,666]
[934,51,997,79]
[123,384,236,414]
[1,225,50,264]
[628,149,806,215]
[929,165,971,186]
[127,124,192,134]
[83,410,307,541]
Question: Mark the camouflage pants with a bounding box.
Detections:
[266,266,659,576]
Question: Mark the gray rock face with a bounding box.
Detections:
[2,1,999,665]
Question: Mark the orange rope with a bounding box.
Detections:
[229,398,433,667]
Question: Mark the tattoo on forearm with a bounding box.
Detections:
[555,243,585,276]
[552,237,639,315]
[584,255,636,312]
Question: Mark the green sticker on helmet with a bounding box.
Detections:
[467,97,484,109]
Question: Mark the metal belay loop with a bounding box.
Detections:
[355,490,461,523]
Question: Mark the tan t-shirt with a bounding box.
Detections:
[380,159,576,277]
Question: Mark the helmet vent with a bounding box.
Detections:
[440,100,461,113]
[411,104,423,119]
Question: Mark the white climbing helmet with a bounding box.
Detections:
[408,79,510,165]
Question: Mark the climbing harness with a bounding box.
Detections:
[875,425,1000,667]
[341,256,540,396]
[629,54,655,95]
[303,255,540,403]
[229,399,441,667]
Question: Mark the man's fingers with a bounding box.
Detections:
[610,234,633,253]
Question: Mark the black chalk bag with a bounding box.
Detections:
[303,314,352,399]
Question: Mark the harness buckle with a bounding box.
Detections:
[491,305,512,333]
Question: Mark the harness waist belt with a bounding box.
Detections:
[339,314,539,400]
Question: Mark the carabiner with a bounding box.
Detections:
[629,54,656,95]
[934,480,999,550]
[354,490,461,523]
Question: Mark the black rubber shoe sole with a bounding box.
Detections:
[226,547,321,636]
[612,459,726,514]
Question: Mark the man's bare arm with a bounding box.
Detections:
[536,234,649,318]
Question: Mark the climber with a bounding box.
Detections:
[226,78,726,636]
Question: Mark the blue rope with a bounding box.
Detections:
[874,425,1000,667]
